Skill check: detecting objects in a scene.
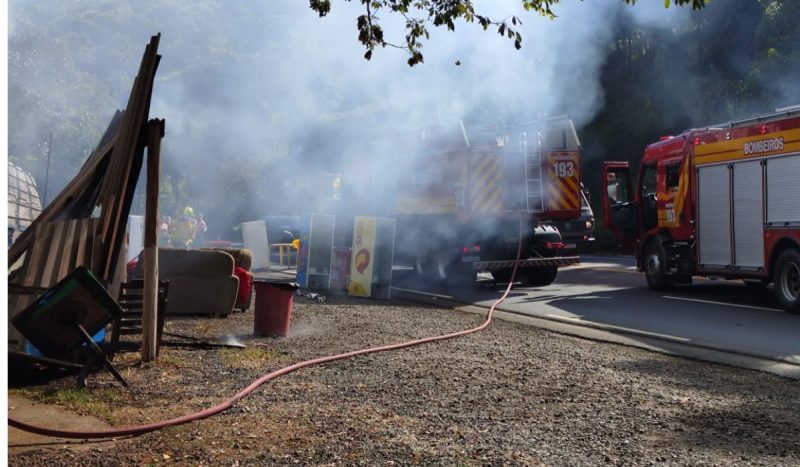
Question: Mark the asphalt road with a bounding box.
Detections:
[392,254,800,378]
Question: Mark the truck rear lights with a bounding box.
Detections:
[462,245,481,253]
[546,242,564,250]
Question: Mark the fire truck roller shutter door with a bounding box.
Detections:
[697,164,732,269]
[732,160,764,269]
[766,154,800,226]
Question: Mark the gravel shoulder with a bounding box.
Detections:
[8,290,800,466]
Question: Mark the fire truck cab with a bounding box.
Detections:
[602,107,800,313]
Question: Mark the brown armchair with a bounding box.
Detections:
[132,248,239,317]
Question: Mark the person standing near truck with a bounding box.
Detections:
[170,207,197,249]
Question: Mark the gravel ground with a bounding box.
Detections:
[8,290,800,466]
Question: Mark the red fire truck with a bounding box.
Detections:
[602,106,800,313]
[344,116,582,287]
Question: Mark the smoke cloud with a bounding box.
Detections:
[13,0,793,241]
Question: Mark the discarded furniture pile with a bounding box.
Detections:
[7,35,166,382]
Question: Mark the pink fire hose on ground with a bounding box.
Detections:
[9,218,525,440]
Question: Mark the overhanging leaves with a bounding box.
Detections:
[309,0,707,66]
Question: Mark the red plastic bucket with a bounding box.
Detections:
[253,281,298,337]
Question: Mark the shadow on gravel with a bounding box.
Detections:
[610,354,800,459]
[8,359,78,389]
[672,402,800,458]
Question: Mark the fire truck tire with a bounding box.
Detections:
[773,248,800,314]
[644,239,672,291]
[491,269,514,284]
[415,241,473,286]
[414,251,428,277]
[519,266,558,287]
[414,241,445,280]
[422,251,450,283]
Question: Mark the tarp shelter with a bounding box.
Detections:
[7,162,43,245]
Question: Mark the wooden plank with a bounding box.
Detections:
[21,223,53,287]
[109,246,126,304]
[102,70,156,278]
[74,218,92,269]
[56,219,78,281]
[12,218,97,292]
[39,220,67,288]
[142,118,164,361]
[10,222,50,350]
[91,230,104,279]
[101,38,161,283]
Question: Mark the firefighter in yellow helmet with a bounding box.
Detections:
[170,206,197,249]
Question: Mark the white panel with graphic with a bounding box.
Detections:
[241,220,271,270]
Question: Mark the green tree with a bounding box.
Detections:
[309,0,706,66]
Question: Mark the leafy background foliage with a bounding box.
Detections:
[8,0,799,245]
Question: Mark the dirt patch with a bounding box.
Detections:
[8,394,115,456]
[8,294,800,466]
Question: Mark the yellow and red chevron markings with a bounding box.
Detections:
[546,151,580,212]
[470,153,503,213]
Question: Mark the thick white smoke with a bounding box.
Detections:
[8,0,698,233]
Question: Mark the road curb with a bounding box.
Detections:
[391,287,800,381]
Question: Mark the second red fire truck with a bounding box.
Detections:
[602,106,800,313]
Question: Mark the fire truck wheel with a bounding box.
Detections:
[414,251,428,277]
[519,266,558,287]
[491,269,514,284]
[414,241,443,280]
[416,244,456,284]
[429,251,452,283]
[773,248,800,314]
[644,239,672,291]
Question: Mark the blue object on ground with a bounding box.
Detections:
[25,328,106,357]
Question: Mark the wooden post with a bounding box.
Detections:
[142,119,164,361]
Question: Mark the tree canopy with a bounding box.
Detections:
[309,0,707,66]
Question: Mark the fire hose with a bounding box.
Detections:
[9,216,525,440]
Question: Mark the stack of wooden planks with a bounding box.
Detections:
[8,35,163,352]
